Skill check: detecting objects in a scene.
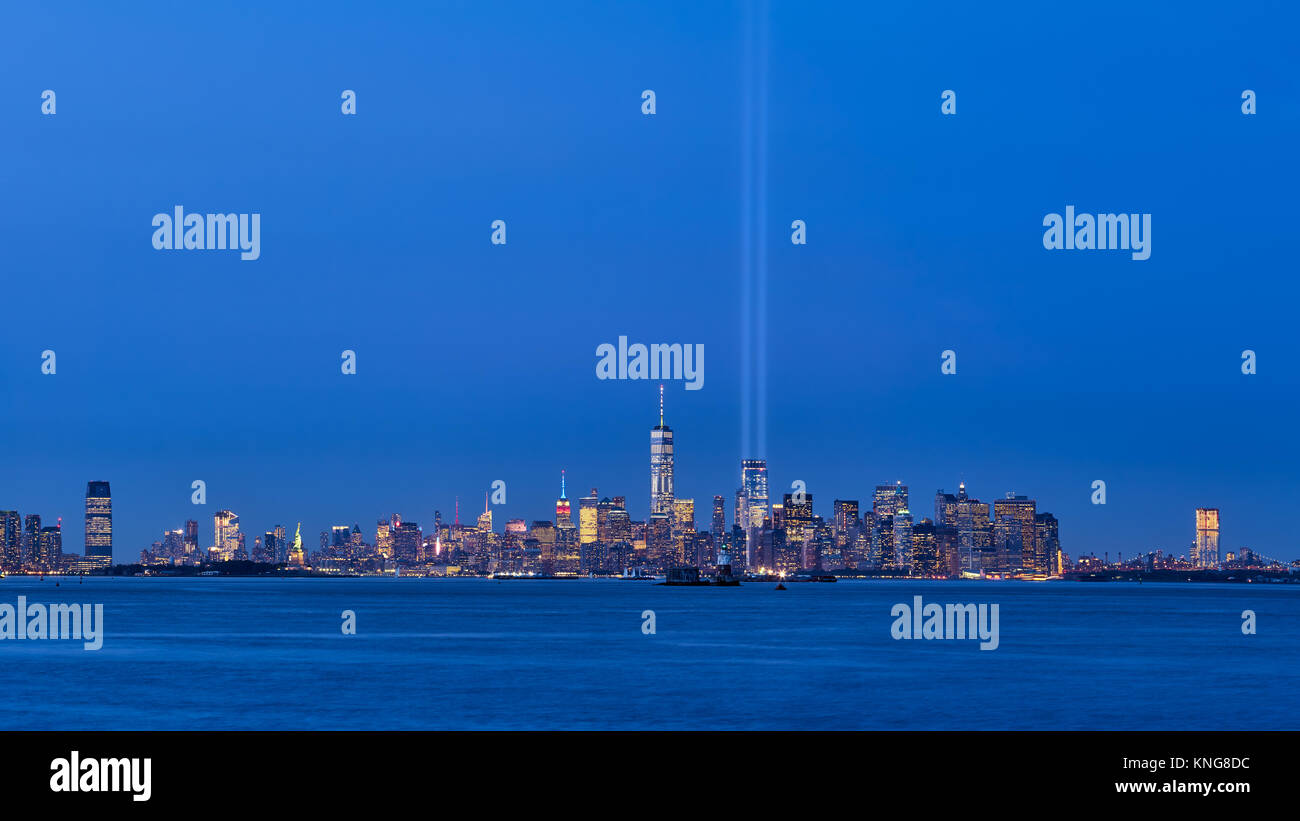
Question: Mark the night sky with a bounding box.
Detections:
[2,1,1297,561]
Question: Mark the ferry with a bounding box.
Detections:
[658,567,742,586]
[616,568,660,581]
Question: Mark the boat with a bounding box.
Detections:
[658,567,741,586]
[775,582,787,590]
[791,572,837,583]
[616,567,660,581]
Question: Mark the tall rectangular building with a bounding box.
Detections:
[873,483,908,518]
[85,481,113,567]
[650,387,674,515]
[0,511,20,570]
[213,510,240,562]
[782,492,813,566]
[993,494,1037,574]
[24,514,41,568]
[1195,508,1220,568]
[578,489,599,545]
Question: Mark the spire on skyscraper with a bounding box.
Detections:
[659,383,664,427]
[561,469,567,499]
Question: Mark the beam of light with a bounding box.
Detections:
[739,0,769,464]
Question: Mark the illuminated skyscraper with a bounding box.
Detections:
[394,521,423,563]
[782,491,814,567]
[84,481,112,567]
[23,514,40,569]
[650,386,674,515]
[608,503,632,543]
[710,495,726,556]
[934,489,959,528]
[262,529,280,563]
[911,519,940,576]
[993,494,1038,574]
[163,528,185,562]
[873,483,908,518]
[376,519,394,559]
[212,510,240,562]
[647,512,673,570]
[0,511,19,570]
[832,499,859,565]
[184,519,200,563]
[892,508,913,570]
[555,470,572,528]
[672,498,695,566]
[578,488,598,545]
[531,521,557,574]
[741,460,769,527]
[1035,513,1060,575]
[37,523,62,569]
[1195,508,1220,568]
[739,459,769,568]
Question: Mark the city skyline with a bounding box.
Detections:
[3,3,1297,564]
[1,389,1284,570]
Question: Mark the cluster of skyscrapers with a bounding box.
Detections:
[0,481,112,573]
[134,392,1073,578]
[4,402,1266,577]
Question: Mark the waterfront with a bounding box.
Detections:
[1,577,1295,730]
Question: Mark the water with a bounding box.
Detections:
[0,576,1295,730]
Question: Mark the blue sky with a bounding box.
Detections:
[2,1,1297,561]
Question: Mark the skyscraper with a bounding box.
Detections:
[555,470,572,528]
[892,508,913,570]
[212,510,240,562]
[578,488,598,546]
[739,459,769,568]
[671,498,695,567]
[1195,508,1220,568]
[84,481,112,567]
[184,519,200,563]
[650,385,674,515]
[23,514,40,569]
[394,520,422,563]
[993,493,1038,574]
[1036,513,1060,575]
[710,495,726,557]
[37,523,62,569]
[741,460,769,527]
[874,482,908,518]
[0,510,20,570]
[782,492,814,567]
[832,499,859,565]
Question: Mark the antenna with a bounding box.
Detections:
[659,383,664,426]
